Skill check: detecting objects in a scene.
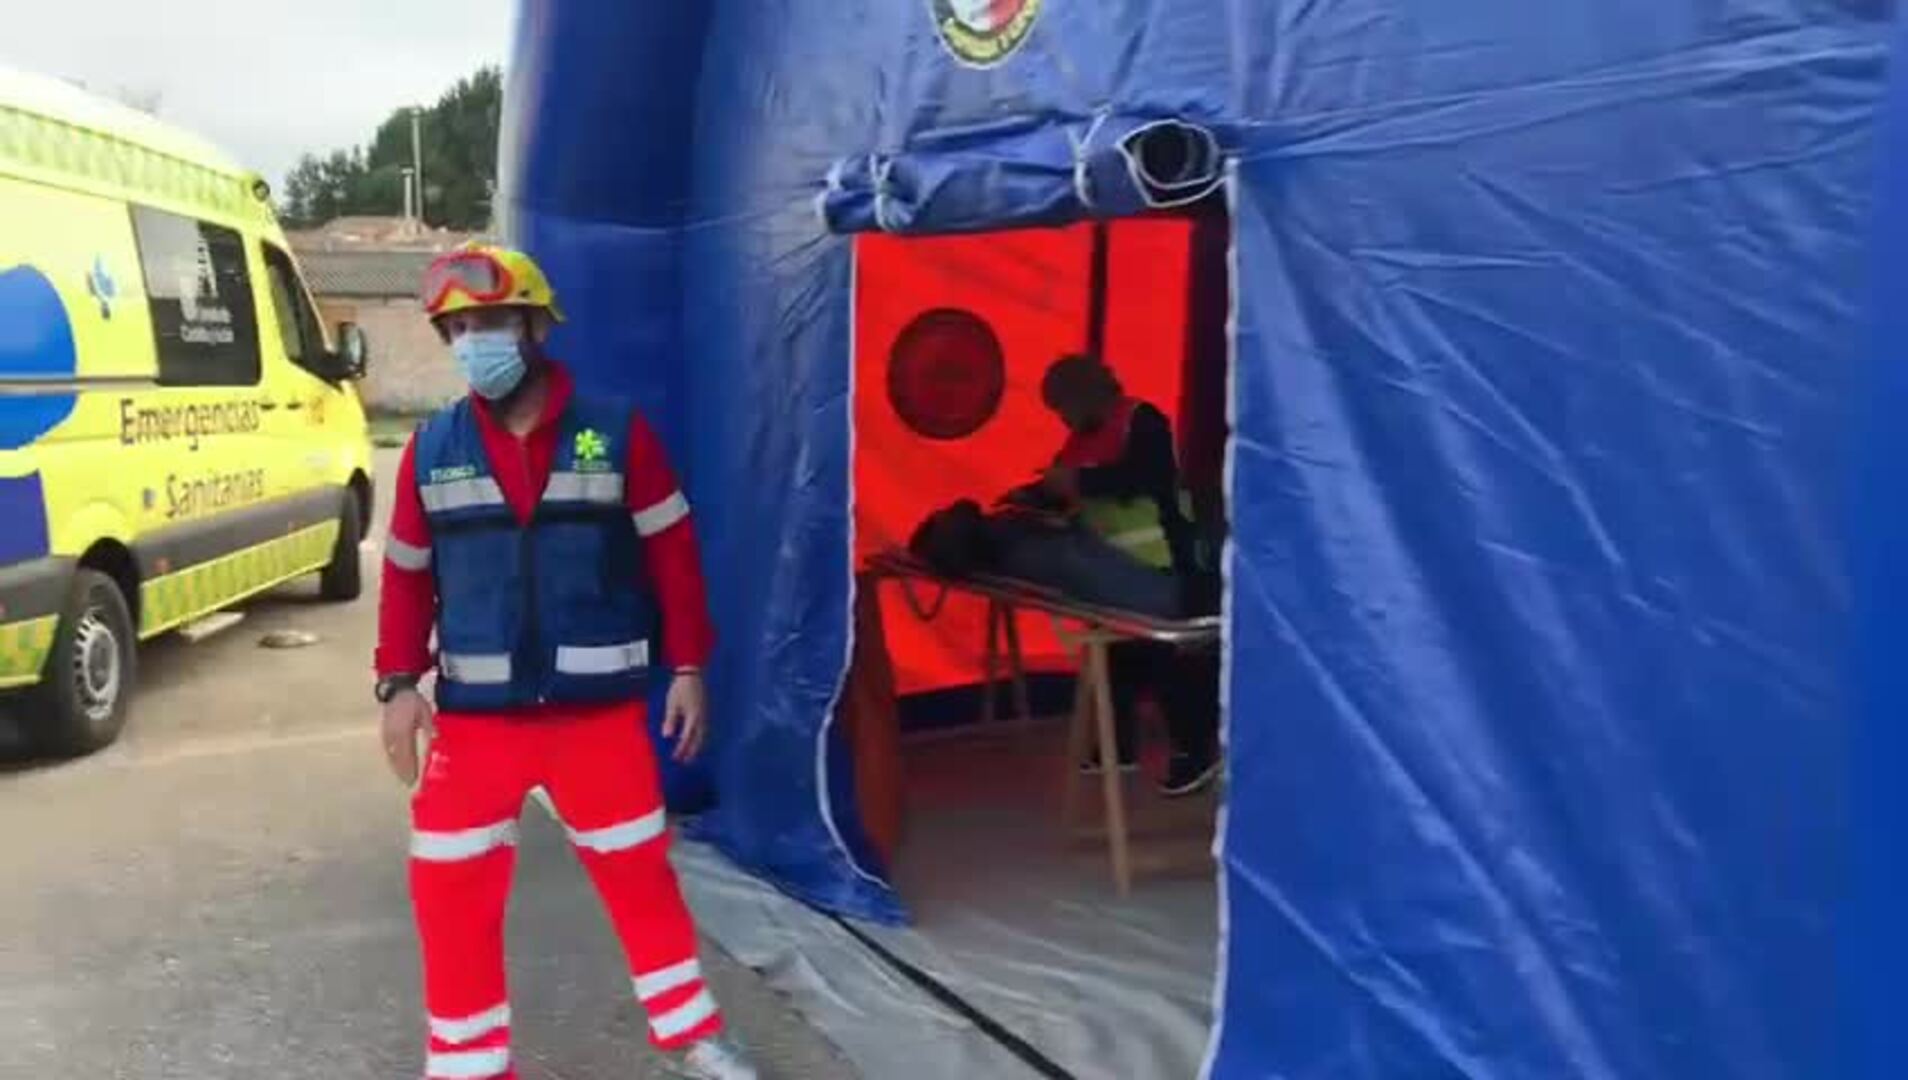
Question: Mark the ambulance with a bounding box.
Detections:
[0,66,375,755]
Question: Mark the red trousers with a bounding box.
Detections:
[408,702,722,1080]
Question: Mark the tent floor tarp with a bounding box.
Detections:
[677,724,1219,1078]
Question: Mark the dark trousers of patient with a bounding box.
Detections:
[1106,641,1220,765]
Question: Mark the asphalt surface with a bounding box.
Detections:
[0,448,853,1080]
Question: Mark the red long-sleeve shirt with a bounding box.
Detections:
[374,361,716,693]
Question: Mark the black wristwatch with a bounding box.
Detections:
[375,673,420,704]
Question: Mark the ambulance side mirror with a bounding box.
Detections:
[333,322,369,381]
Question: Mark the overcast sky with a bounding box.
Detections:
[3,2,516,190]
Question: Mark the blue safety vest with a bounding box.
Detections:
[413,395,657,712]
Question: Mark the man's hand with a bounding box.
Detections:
[662,671,708,762]
[1041,464,1080,500]
[381,689,436,786]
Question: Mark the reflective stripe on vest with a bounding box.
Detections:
[545,470,623,505]
[421,475,507,513]
[1080,489,1195,570]
[446,641,645,683]
[441,651,513,685]
[554,640,649,676]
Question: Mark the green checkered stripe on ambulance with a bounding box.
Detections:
[0,102,268,224]
[140,524,339,636]
[0,616,58,688]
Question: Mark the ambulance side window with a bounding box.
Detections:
[130,205,262,387]
[261,244,324,372]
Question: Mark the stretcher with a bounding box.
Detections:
[864,550,1220,894]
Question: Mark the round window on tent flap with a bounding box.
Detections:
[885,307,1007,441]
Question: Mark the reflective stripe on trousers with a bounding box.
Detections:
[425,1046,511,1079]
[429,1003,511,1044]
[634,958,702,1000]
[634,957,719,1045]
[649,987,720,1042]
[411,820,519,862]
[567,808,667,853]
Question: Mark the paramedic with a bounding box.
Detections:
[1041,353,1221,798]
[373,243,757,1080]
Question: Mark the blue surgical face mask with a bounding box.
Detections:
[451,329,527,400]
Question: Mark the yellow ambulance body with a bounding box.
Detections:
[0,66,374,754]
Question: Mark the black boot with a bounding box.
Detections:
[1158,750,1220,797]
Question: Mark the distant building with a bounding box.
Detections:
[289,217,486,413]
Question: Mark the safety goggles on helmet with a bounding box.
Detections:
[421,243,564,324]
[421,250,517,315]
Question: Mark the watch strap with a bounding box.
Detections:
[376,673,420,703]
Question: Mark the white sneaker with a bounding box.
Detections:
[677,1034,760,1080]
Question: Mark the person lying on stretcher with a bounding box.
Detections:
[1037,354,1222,799]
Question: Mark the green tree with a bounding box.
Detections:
[279,65,501,231]
[281,148,371,229]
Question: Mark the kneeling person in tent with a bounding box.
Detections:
[373,243,758,1080]
[1039,353,1222,798]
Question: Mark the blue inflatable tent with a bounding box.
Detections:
[1854,9,1908,1080]
[498,3,1897,1076]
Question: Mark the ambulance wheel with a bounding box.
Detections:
[26,569,137,758]
[318,488,364,603]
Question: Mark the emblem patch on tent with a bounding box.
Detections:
[930,0,1042,68]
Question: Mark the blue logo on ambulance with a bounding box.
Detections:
[0,263,80,451]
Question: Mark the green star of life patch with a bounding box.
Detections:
[574,428,609,464]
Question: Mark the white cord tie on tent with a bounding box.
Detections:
[871,154,898,233]
[814,156,848,232]
[1070,110,1111,211]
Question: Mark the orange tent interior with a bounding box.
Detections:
[857,217,1194,694]
[839,207,1231,864]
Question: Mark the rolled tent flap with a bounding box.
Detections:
[819,114,1224,236]
[1098,120,1225,209]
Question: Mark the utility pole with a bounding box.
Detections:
[401,167,416,230]
[410,106,425,227]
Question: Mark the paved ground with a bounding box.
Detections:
[0,448,853,1080]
